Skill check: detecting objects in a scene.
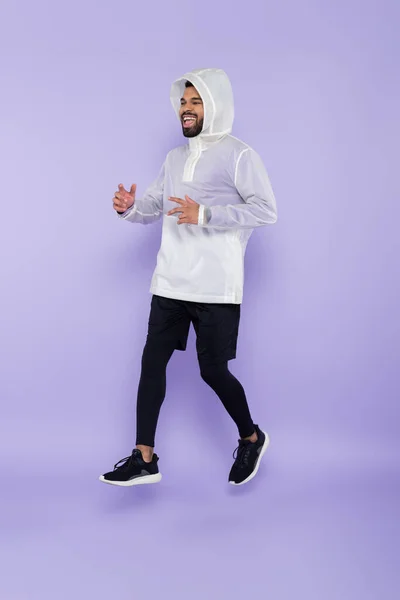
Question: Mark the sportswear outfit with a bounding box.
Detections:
[100,67,277,487]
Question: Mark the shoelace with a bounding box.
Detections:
[232,441,252,469]
[114,450,141,471]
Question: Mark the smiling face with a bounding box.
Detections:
[179,83,204,138]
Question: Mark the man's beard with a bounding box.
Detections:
[182,117,204,138]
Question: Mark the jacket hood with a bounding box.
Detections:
[170,68,234,140]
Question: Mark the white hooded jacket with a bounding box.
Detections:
[120,68,277,304]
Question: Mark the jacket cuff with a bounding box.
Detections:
[117,204,136,219]
[198,204,205,226]
[197,205,212,226]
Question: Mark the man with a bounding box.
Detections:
[100,68,277,487]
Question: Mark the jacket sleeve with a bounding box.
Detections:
[198,148,277,229]
[118,162,165,225]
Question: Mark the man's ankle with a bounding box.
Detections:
[242,431,258,443]
[136,445,154,463]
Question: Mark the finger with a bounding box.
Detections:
[116,192,133,205]
[130,184,137,196]
[113,194,126,205]
[167,208,184,216]
[118,184,127,194]
[185,195,196,204]
[113,199,126,210]
[168,197,185,205]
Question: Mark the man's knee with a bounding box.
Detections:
[199,360,226,384]
[141,340,174,375]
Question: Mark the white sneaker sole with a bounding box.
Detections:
[99,473,162,487]
[230,432,270,486]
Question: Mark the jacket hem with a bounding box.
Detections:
[149,286,242,305]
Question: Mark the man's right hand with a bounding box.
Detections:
[113,183,136,214]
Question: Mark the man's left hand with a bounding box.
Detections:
[167,195,199,225]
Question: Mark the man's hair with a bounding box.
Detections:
[185,80,194,88]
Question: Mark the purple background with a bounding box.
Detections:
[1,0,399,598]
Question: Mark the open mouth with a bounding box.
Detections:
[182,114,197,128]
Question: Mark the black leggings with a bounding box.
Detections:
[136,340,255,447]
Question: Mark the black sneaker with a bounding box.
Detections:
[229,425,269,486]
[99,449,162,487]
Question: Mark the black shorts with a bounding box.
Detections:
[145,295,241,365]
